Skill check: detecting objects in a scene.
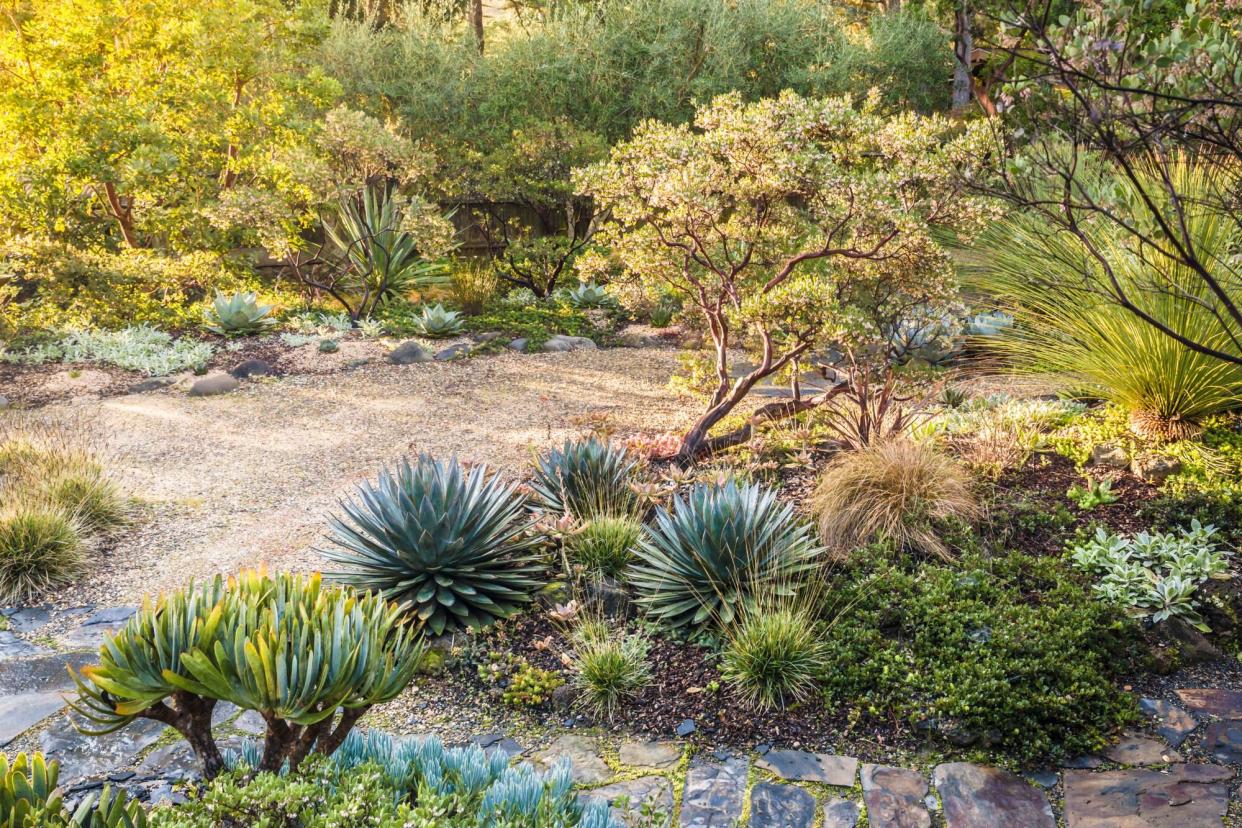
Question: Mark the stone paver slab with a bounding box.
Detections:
[0,651,95,694]
[679,756,747,827]
[1176,689,1242,719]
[932,762,1055,828]
[619,740,681,769]
[534,734,610,784]
[862,765,931,828]
[1202,720,1242,764]
[756,749,857,785]
[748,782,816,828]
[40,714,167,784]
[0,631,49,659]
[1138,698,1198,747]
[1103,732,1182,766]
[823,797,861,828]
[1064,764,1233,828]
[582,776,674,827]
[0,691,66,747]
[59,606,137,650]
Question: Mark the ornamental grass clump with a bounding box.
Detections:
[629,479,822,630]
[0,501,84,603]
[323,453,547,634]
[69,571,423,780]
[568,622,651,720]
[530,437,642,520]
[813,440,979,561]
[566,516,642,577]
[721,606,828,711]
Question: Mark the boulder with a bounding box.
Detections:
[1131,454,1182,485]
[434,343,472,361]
[1090,442,1129,469]
[187,374,239,397]
[508,338,530,352]
[386,341,431,365]
[541,335,596,352]
[228,359,273,379]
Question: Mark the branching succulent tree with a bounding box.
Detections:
[69,571,422,780]
[578,91,989,460]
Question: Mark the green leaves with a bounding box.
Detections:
[202,291,276,336]
[323,454,547,635]
[530,437,642,520]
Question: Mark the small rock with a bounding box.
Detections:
[1138,698,1198,747]
[674,719,696,738]
[580,576,630,620]
[1060,755,1103,770]
[129,377,175,393]
[618,741,681,769]
[823,797,861,828]
[1090,442,1129,469]
[1103,732,1182,766]
[1163,617,1224,663]
[1025,771,1059,789]
[1131,454,1182,485]
[474,331,502,343]
[507,338,529,352]
[228,359,273,379]
[0,395,8,408]
[1176,688,1242,719]
[386,341,431,365]
[187,374,240,397]
[318,339,339,353]
[749,782,817,828]
[541,334,597,352]
[434,343,472,361]
[933,762,1055,828]
[533,734,609,784]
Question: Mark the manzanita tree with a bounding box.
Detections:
[578,91,990,460]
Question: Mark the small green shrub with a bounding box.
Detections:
[323,453,547,634]
[503,662,564,707]
[1068,522,1232,631]
[1,325,213,377]
[630,480,821,630]
[721,607,827,711]
[569,624,651,720]
[202,292,276,336]
[0,501,84,604]
[822,551,1138,763]
[461,302,599,348]
[1066,477,1119,510]
[530,437,642,520]
[567,516,642,576]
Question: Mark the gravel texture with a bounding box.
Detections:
[21,348,693,605]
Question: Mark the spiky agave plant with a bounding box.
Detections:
[203,291,276,336]
[323,454,547,634]
[629,480,822,630]
[530,437,641,520]
[962,159,1242,442]
[410,303,465,338]
[563,281,613,309]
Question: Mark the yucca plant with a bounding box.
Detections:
[323,454,547,634]
[0,500,84,604]
[962,160,1242,442]
[409,303,465,338]
[202,292,276,336]
[325,184,449,320]
[629,480,822,630]
[721,606,828,711]
[69,571,422,779]
[530,437,642,520]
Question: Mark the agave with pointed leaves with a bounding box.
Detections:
[409,303,465,338]
[563,281,613,309]
[530,437,641,520]
[629,480,822,630]
[203,292,276,336]
[323,454,547,634]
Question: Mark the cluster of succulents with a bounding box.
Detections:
[476,651,564,707]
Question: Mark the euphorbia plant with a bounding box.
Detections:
[69,571,422,779]
[578,91,990,460]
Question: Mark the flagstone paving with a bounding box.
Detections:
[1,605,1241,824]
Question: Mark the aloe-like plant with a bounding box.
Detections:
[409,303,465,338]
[530,437,641,520]
[323,454,547,634]
[563,281,613,309]
[962,160,1242,442]
[69,571,422,779]
[202,292,276,336]
[629,480,822,629]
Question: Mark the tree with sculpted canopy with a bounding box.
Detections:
[577,91,991,461]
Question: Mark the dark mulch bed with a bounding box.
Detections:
[0,360,136,407]
[203,336,294,377]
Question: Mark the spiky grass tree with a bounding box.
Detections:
[323,454,548,634]
[963,160,1242,442]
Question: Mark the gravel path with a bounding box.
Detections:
[31,348,693,604]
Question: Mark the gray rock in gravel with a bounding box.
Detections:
[130,377,175,393]
[534,734,609,784]
[580,776,674,827]
[41,714,167,785]
[136,741,199,782]
[1176,687,1242,718]
[0,395,8,409]
[1138,698,1198,747]
[229,359,273,379]
[59,606,137,650]
[507,338,529,352]
[0,691,66,747]
[434,343,472,361]
[474,331,503,343]
[674,719,696,737]
[1131,454,1182,484]
[618,740,681,769]
[188,373,240,397]
[933,762,1055,828]
[680,756,747,827]
[749,782,817,828]
[1202,720,1242,764]
[757,750,858,786]
[541,334,596,352]
[823,797,861,828]
[862,765,931,828]
[0,631,49,659]
[469,732,525,759]
[0,651,96,695]
[386,341,431,365]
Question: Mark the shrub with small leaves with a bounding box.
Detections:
[721,607,828,711]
